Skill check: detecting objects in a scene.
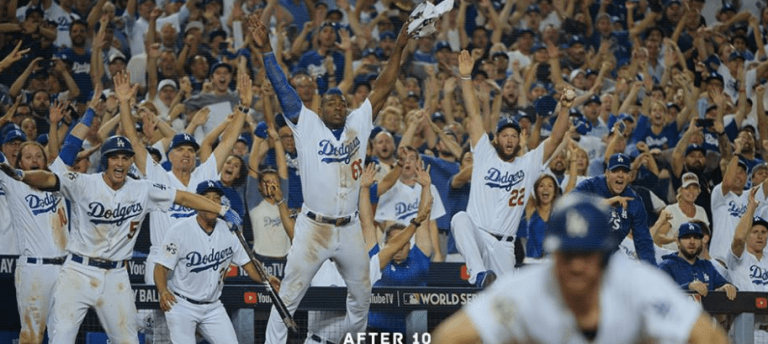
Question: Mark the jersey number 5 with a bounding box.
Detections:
[127,221,140,239]
[508,188,525,207]
[350,159,363,180]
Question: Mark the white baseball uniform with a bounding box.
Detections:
[451,135,546,283]
[264,101,373,344]
[710,183,749,262]
[305,250,380,344]
[47,171,176,344]
[464,255,703,343]
[155,215,250,344]
[1,158,69,343]
[144,153,219,284]
[375,180,446,226]
[0,187,18,255]
[141,153,218,343]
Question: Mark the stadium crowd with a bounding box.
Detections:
[3,0,768,342]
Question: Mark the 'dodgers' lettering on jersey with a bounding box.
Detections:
[318,138,360,164]
[25,193,60,215]
[483,168,524,191]
[395,199,419,220]
[750,265,768,285]
[168,203,196,219]
[87,202,143,226]
[186,247,234,273]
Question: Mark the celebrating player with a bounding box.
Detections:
[249,14,411,342]
[0,135,242,344]
[154,180,280,343]
[574,153,656,265]
[433,193,729,344]
[450,49,573,288]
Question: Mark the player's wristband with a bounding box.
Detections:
[276,199,285,206]
[237,105,250,114]
[410,218,422,227]
[460,75,471,80]
[218,205,230,217]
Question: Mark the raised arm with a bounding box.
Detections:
[732,187,759,258]
[249,15,302,121]
[458,50,483,147]
[359,163,379,251]
[368,22,412,120]
[115,72,150,175]
[541,90,574,162]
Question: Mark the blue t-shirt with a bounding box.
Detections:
[631,115,679,150]
[55,47,93,103]
[368,246,430,333]
[293,50,344,95]
[421,155,459,231]
[518,210,547,259]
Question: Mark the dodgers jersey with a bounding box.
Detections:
[466,135,545,236]
[0,158,69,258]
[465,255,702,344]
[156,216,250,302]
[144,152,218,254]
[374,180,445,226]
[726,248,768,292]
[283,100,373,217]
[709,183,749,262]
[57,171,176,261]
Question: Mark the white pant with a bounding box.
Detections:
[47,259,138,344]
[265,213,372,344]
[144,253,171,344]
[451,212,516,283]
[165,298,237,344]
[16,259,62,344]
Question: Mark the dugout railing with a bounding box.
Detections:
[1,255,767,344]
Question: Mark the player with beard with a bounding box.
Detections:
[574,153,657,266]
[450,50,572,288]
[659,222,737,298]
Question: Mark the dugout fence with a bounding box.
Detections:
[1,255,767,344]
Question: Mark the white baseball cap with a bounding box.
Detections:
[158,79,178,92]
[681,172,699,188]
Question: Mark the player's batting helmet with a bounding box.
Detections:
[100,135,135,169]
[544,193,616,253]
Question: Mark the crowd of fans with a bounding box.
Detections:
[4,0,768,340]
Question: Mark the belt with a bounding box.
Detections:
[70,254,127,270]
[174,291,213,305]
[306,211,356,227]
[311,334,337,344]
[488,232,515,242]
[26,257,66,265]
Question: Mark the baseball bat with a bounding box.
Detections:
[233,228,299,334]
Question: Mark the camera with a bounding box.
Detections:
[695,118,714,128]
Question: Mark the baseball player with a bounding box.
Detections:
[433,193,729,344]
[450,50,573,287]
[249,15,411,342]
[0,135,242,344]
[2,93,104,343]
[115,71,246,341]
[154,180,280,344]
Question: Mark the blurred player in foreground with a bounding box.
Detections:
[433,193,728,344]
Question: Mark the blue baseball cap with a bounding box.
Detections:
[729,51,746,61]
[677,222,703,239]
[567,36,586,48]
[526,4,540,13]
[380,31,396,41]
[169,133,200,151]
[496,117,521,134]
[607,153,631,171]
[534,95,558,116]
[2,130,26,145]
[209,61,232,76]
[1,123,22,139]
[706,72,724,84]
[196,180,224,196]
[544,193,616,252]
[685,144,706,156]
[584,94,602,106]
[431,112,446,123]
[753,216,768,230]
[435,41,452,52]
[36,133,49,145]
